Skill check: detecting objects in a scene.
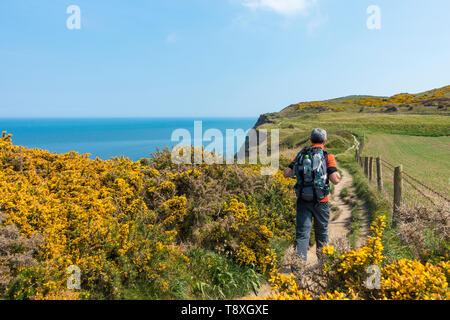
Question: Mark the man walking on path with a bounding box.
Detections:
[283,128,341,263]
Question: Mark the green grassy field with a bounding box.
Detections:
[264,112,450,137]
[259,112,449,159]
[363,134,450,206]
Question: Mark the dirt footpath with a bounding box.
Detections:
[306,167,353,266]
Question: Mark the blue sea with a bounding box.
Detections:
[0,118,257,161]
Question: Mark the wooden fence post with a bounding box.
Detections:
[393,165,403,227]
[364,157,369,177]
[376,157,383,192]
[369,157,373,182]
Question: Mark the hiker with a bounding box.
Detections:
[283,128,341,263]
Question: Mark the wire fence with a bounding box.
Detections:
[383,159,448,203]
[354,138,449,224]
[381,160,437,206]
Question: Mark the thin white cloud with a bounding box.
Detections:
[242,0,317,16]
[307,10,327,35]
[165,32,178,44]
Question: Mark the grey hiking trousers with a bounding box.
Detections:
[294,199,330,262]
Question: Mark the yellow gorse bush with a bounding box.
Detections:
[264,215,448,300]
[320,215,448,300]
[317,216,387,295]
[0,138,297,299]
[222,199,278,274]
[319,289,359,300]
[295,85,450,112]
[335,216,386,276]
[263,273,312,300]
[0,137,191,299]
[381,259,449,300]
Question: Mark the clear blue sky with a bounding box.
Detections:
[1,0,449,118]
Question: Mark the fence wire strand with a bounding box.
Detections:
[402,175,438,206]
[357,151,449,206]
[381,159,449,203]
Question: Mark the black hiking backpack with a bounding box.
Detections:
[293,146,330,202]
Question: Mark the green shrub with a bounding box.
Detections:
[187,248,263,299]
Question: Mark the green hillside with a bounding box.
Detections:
[255,85,449,147]
[252,85,450,199]
[277,85,450,117]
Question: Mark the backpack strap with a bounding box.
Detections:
[295,147,308,163]
[323,150,329,167]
